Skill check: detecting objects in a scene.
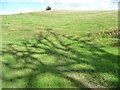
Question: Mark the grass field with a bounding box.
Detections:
[1,10,119,88]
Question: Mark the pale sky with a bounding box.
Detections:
[0,0,118,15]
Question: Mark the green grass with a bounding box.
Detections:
[1,10,119,88]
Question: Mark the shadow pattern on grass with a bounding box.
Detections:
[1,29,119,88]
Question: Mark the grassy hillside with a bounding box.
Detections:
[1,10,119,88]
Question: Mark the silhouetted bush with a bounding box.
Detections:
[46,6,51,11]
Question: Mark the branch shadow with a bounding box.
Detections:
[1,29,119,88]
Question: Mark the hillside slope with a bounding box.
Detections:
[1,10,119,88]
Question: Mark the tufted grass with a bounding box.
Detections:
[1,10,119,88]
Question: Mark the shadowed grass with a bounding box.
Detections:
[1,10,119,88]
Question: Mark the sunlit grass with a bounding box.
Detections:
[1,10,119,88]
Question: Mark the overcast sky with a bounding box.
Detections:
[0,0,118,15]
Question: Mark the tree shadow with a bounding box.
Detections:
[1,29,119,88]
